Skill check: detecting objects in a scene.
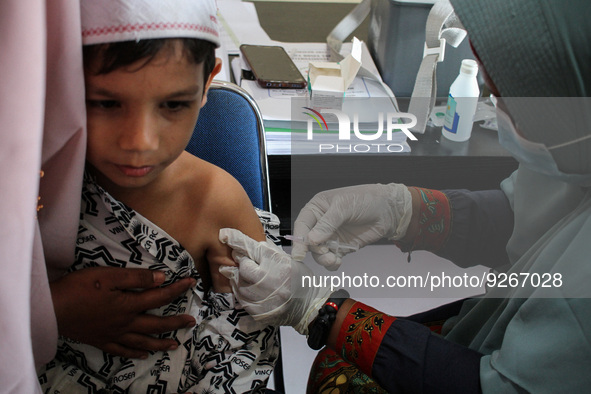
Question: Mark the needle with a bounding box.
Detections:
[280,234,358,253]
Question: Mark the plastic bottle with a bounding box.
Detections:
[442,59,480,142]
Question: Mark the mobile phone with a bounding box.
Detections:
[240,44,307,89]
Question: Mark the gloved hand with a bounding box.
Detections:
[292,183,412,270]
[218,228,331,335]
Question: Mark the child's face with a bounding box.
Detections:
[84,42,217,191]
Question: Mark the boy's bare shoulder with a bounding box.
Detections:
[173,152,265,283]
[177,152,255,222]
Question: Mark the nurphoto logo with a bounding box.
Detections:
[302,107,418,153]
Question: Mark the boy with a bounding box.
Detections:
[37,1,279,392]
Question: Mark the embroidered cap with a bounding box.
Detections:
[81,0,220,47]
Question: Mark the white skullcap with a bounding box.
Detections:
[81,0,220,47]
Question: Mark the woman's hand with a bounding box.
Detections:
[50,266,197,359]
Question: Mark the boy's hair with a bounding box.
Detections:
[83,38,216,81]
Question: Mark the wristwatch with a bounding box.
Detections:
[307,289,350,350]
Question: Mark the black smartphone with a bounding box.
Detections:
[240,44,307,89]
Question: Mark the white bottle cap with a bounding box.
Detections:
[460,59,479,76]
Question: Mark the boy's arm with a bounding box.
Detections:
[204,170,266,293]
[190,171,281,392]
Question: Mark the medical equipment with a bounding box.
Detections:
[281,234,359,254]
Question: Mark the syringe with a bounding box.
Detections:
[281,234,358,254]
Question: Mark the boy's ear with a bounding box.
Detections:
[201,57,223,108]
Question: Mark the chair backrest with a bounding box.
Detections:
[185,81,271,211]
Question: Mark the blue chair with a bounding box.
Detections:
[186,81,271,211]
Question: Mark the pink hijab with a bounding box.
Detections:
[0,0,86,390]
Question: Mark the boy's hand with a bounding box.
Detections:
[50,267,197,359]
